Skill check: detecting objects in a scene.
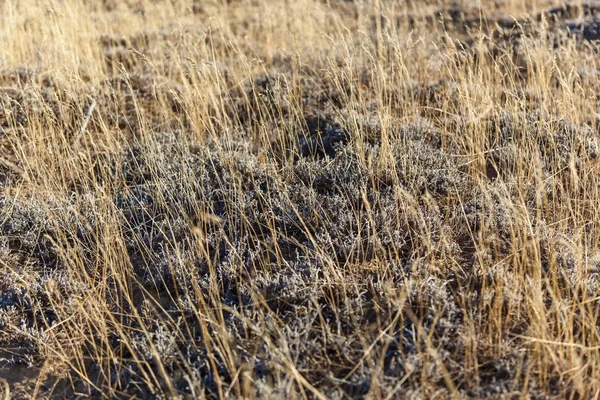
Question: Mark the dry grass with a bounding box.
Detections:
[1,0,600,398]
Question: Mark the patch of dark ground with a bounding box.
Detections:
[397,1,600,91]
[544,1,600,41]
[0,66,188,160]
[99,73,186,132]
[377,0,600,42]
[0,75,91,135]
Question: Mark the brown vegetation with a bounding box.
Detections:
[2,0,600,398]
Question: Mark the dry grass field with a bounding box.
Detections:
[2,0,600,398]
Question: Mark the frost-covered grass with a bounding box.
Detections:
[2,0,600,398]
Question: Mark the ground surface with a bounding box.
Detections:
[2,0,600,398]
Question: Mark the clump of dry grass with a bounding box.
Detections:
[2,0,600,398]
